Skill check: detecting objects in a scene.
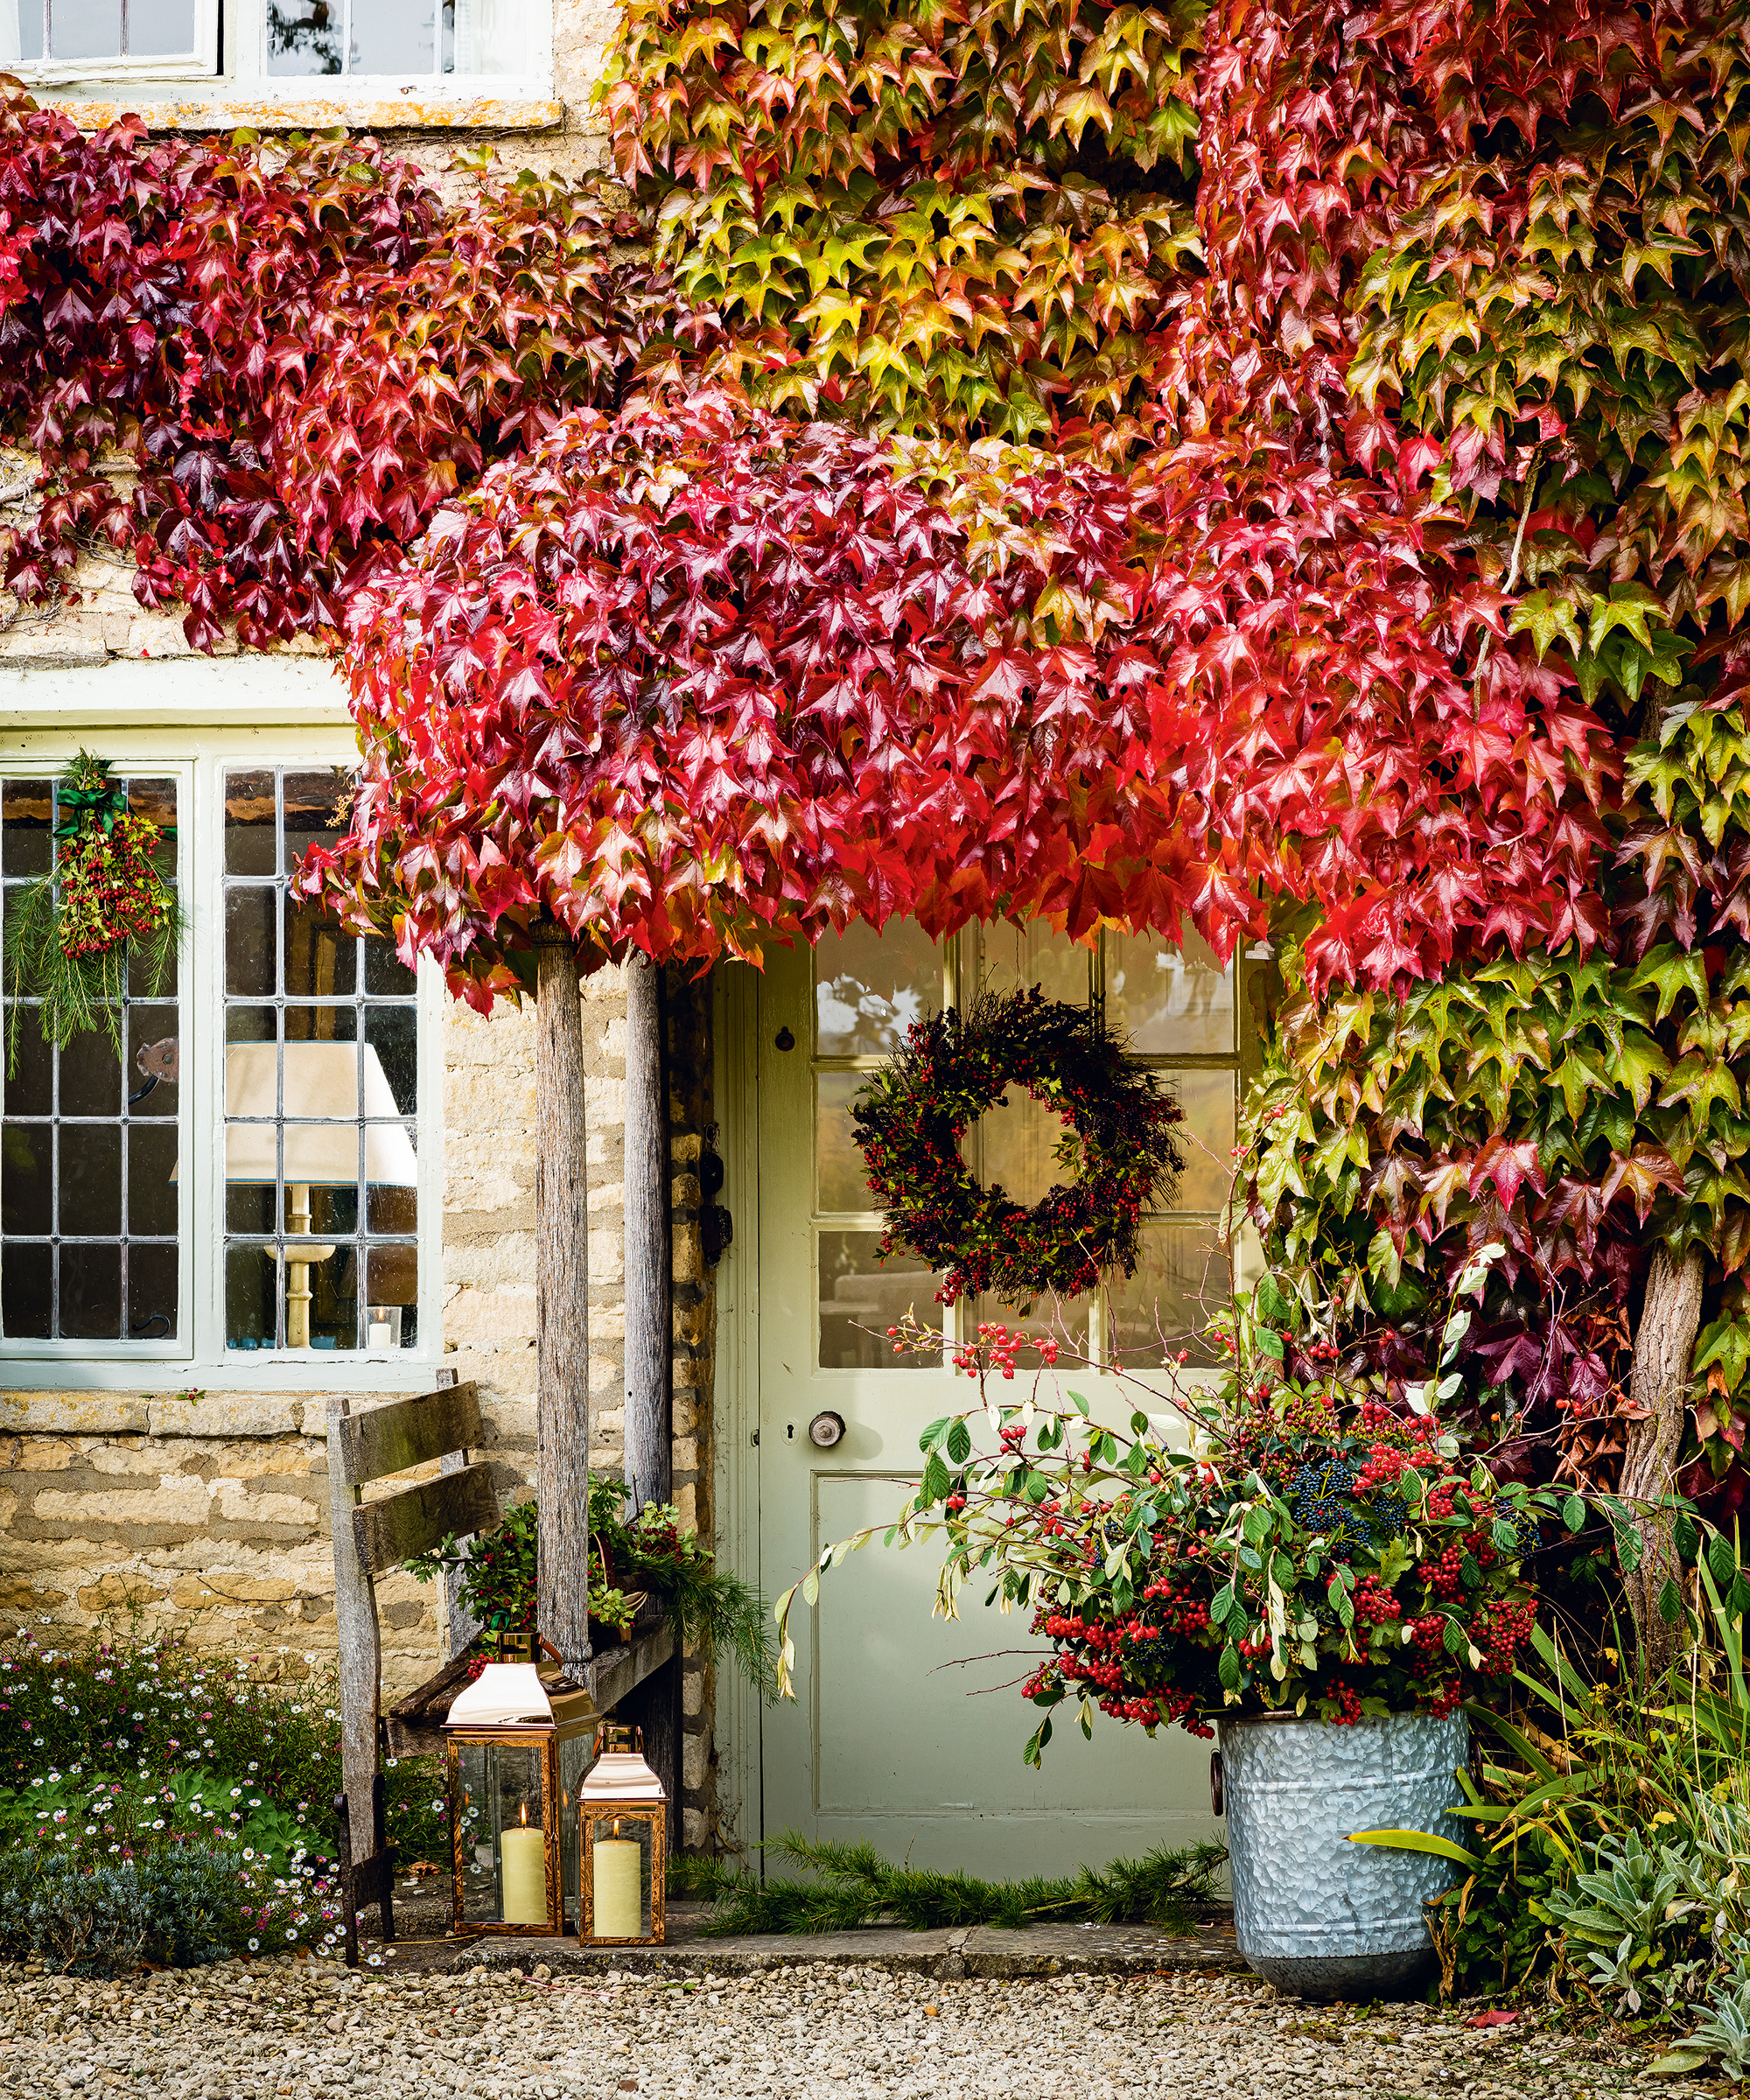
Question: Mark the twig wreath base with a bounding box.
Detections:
[851,986,1186,1304]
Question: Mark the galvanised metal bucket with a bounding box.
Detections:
[1220,1708,1468,2000]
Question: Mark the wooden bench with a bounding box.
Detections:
[328,1379,679,1959]
[327,1379,497,1964]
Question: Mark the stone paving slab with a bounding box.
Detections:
[452,1919,1246,1981]
[377,1892,1247,1981]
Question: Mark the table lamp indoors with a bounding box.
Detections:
[223,1040,417,1348]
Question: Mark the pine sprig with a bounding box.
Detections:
[676,1830,1227,1936]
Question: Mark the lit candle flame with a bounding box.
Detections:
[613,1816,621,1838]
[520,1801,529,1827]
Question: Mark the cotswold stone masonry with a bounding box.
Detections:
[1,954,723,1851]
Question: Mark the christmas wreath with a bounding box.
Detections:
[3,752,182,1066]
[851,986,1185,1304]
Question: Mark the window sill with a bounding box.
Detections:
[46,88,566,132]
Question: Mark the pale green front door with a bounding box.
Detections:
[749,920,1244,1878]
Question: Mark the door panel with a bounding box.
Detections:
[755,931,1227,1877]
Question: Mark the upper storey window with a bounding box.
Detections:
[4,0,210,70]
[2,0,546,89]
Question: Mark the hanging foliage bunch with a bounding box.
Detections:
[3,752,181,1060]
[851,986,1183,1303]
[403,1481,780,1696]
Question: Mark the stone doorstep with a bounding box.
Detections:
[376,1914,1249,1983]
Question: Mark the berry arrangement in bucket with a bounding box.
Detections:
[779,1248,1588,1760]
[3,752,182,1065]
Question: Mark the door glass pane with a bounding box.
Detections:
[1,773,181,1347]
[225,769,277,875]
[226,887,276,996]
[1107,929,1234,1055]
[1166,1068,1237,1214]
[818,1229,942,1369]
[816,1071,877,1212]
[816,924,940,1057]
[973,1087,1080,1209]
[973,1289,1092,1361]
[978,923,1090,1006]
[1105,1224,1229,1368]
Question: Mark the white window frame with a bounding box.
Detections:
[0,0,219,83]
[12,0,553,100]
[0,698,444,1392]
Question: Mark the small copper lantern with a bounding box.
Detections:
[579,1725,667,1944]
[444,1662,596,1936]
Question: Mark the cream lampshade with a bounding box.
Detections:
[225,1043,419,1348]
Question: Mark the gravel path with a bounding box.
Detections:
[0,1958,1710,2098]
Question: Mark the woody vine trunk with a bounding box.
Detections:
[1620,1246,1707,1680]
[534,921,592,1673]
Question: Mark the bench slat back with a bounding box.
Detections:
[333,1382,482,1489]
[351,1460,499,1577]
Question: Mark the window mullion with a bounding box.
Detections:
[190,752,223,1369]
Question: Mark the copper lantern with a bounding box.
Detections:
[579,1725,667,1944]
[444,1662,596,1936]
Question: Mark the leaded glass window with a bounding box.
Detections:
[0,772,181,1347]
[222,766,420,1353]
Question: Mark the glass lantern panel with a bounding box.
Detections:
[586,1811,654,1941]
[454,1740,550,1928]
[558,1732,596,1932]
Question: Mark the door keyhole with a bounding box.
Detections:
[774,1026,795,1052]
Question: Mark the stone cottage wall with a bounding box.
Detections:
[0,1,728,1849]
[0,903,720,1843]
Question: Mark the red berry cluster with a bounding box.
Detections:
[1350,1574,1401,1625]
[1467,1595,1536,1674]
[1424,1541,1469,1600]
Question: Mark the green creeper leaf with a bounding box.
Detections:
[920,1452,950,1503]
[919,1417,950,1455]
[1563,1494,1586,1532]
[1491,1517,1520,1554]
[946,1419,972,1466]
[1442,1615,1465,1655]
[1674,1511,1699,1562]
[1218,1643,1242,1693]
[1657,1576,1684,1626]
[1708,1533,1738,1590]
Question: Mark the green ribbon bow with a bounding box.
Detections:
[52,767,130,839]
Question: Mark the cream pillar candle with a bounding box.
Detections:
[592,1825,643,1939]
[500,1817,548,1925]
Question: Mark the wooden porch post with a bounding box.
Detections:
[534,920,592,1675]
[620,954,680,1805]
[623,956,671,1513]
